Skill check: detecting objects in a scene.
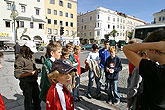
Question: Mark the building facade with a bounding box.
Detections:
[153,9,165,24]
[78,7,146,44]
[0,0,46,47]
[45,0,79,45]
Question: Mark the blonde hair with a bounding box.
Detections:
[74,45,81,50]
[108,46,115,52]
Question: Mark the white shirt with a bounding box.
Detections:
[86,52,99,61]
[50,57,56,62]
[56,83,66,110]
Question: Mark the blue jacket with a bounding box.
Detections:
[104,55,122,80]
[99,48,110,68]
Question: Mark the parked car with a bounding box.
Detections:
[81,44,93,50]
[33,46,46,63]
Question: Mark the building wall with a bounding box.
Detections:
[153,9,165,24]
[77,7,146,44]
[45,0,77,43]
[0,0,46,45]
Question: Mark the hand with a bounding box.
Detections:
[109,69,114,73]
[31,68,41,76]
[71,84,75,88]
[106,68,110,72]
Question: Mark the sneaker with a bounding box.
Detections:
[86,94,92,99]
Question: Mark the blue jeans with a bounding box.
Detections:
[106,79,120,101]
[73,76,80,99]
[100,67,105,84]
[87,70,101,95]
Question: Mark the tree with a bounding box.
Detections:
[109,29,118,41]
[128,32,133,40]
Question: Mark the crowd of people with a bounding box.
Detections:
[0,29,165,110]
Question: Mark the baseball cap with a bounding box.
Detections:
[51,59,77,74]
[24,40,38,53]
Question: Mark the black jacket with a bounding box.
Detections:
[104,55,122,80]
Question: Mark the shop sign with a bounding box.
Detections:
[0,32,10,40]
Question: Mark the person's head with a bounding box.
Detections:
[92,44,99,52]
[104,40,110,49]
[74,45,81,55]
[108,46,116,58]
[143,30,165,62]
[61,47,70,59]
[45,41,62,59]
[48,59,77,85]
[128,39,137,44]
[20,41,37,59]
[66,42,74,53]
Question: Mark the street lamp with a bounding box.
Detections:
[10,2,18,44]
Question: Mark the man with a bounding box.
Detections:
[99,41,110,85]
[14,42,20,58]
[123,30,165,109]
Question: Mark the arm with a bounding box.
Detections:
[123,41,165,68]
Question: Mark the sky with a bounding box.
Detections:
[77,0,165,23]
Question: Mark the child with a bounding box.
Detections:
[40,42,62,102]
[61,47,75,94]
[0,52,4,69]
[123,30,165,109]
[85,44,101,99]
[73,45,81,101]
[104,46,122,104]
[66,43,78,68]
[127,51,147,110]
[14,40,41,110]
[46,59,76,110]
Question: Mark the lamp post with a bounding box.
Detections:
[10,2,18,44]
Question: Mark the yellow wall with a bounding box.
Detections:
[45,0,77,37]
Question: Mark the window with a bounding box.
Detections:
[90,16,92,21]
[123,26,125,29]
[108,24,110,29]
[84,33,86,36]
[66,30,69,35]
[48,28,52,34]
[117,18,119,22]
[48,19,51,24]
[120,25,122,29]
[54,10,57,15]
[89,32,92,36]
[36,9,40,15]
[60,21,63,26]
[54,29,58,35]
[98,23,99,27]
[59,0,63,6]
[50,0,55,4]
[81,26,83,29]
[7,2,11,10]
[39,24,44,29]
[65,12,68,17]
[20,21,24,28]
[120,19,122,23]
[159,17,162,21]
[70,22,73,27]
[84,25,86,29]
[97,31,100,36]
[82,19,84,23]
[98,15,99,19]
[67,3,72,8]
[123,20,125,23]
[108,17,110,20]
[117,25,119,28]
[71,31,74,36]
[113,18,115,22]
[5,21,10,27]
[163,17,165,21]
[30,22,33,28]
[81,33,83,37]
[59,11,63,16]
[47,8,51,14]
[21,6,26,12]
[113,25,115,29]
[37,0,40,2]
[70,14,73,18]
[66,22,68,26]
[54,20,57,25]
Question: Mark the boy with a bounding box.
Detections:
[0,52,4,69]
[40,42,62,102]
[123,30,165,109]
[99,40,110,86]
[73,45,81,101]
[85,44,101,99]
[46,59,76,110]
[104,46,122,104]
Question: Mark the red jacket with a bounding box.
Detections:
[46,83,74,110]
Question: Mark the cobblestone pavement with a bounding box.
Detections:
[0,50,129,110]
